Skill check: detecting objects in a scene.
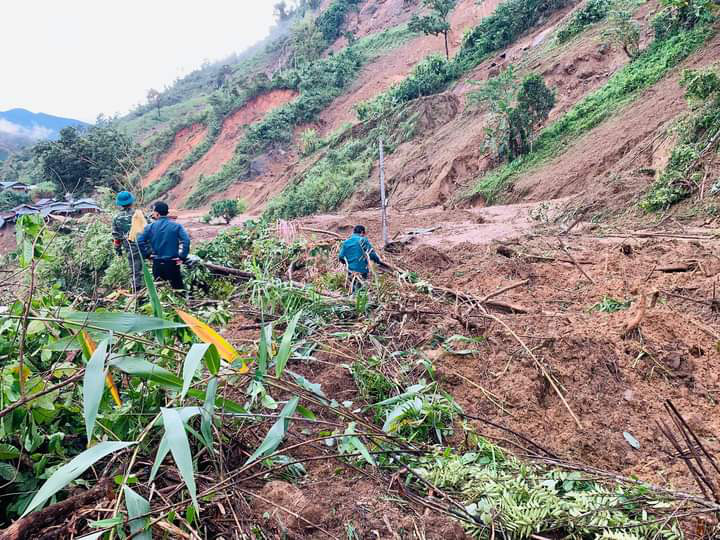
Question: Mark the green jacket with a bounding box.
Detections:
[111,208,133,241]
[339,234,380,274]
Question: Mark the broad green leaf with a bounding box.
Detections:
[44,335,82,352]
[124,485,151,540]
[345,423,375,466]
[161,408,198,513]
[22,441,135,517]
[81,331,121,407]
[109,356,244,414]
[204,344,221,376]
[296,405,316,421]
[61,310,185,333]
[245,396,299,465]
[257,323,272,377]
[83,339,108,443]
[142,258,166,345]
[89,516,124,528]
[201,377,218,450]
[176,309,239,362]
[0,443,20,460]
[0,462,17,481]
[181,344,209,401]
[275,311,302,378]
[287,370,326,400]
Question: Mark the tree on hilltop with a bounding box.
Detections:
[408,0,456,59]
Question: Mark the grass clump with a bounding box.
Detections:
[556,0,613,43]
[641,67,720,210]
[591,295,632,312]
[466,25,713,203]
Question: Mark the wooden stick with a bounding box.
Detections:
[486,314,582,428]
[558,238,595,284]
[479,279,529,303]
[299,227,342,239]
[379,138,389,248]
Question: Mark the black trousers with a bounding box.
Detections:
[152,258,185,290]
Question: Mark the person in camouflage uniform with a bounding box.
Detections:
[111,191,144,293]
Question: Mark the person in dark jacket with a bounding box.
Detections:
[137,201,191,290]
[339,225,382,293]
[111,191,143,293]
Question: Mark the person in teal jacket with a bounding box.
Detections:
[339,225,383,292]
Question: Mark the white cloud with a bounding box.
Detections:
[0,119,53,140]
[0,1,276,122]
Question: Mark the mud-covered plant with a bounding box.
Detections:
[602,8,641,58]
[351,356,398,405]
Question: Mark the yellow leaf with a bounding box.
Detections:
[81,331,122,408]
[12,365,30,385]
[176,309,239,362]
[128,210,148,242]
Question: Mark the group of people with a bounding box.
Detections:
[112,191,385,294]
[112,191,191,292]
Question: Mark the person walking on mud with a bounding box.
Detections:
[111,191,145,294]
[137,201,191,290]
[339,225,384,293]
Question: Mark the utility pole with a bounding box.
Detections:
[378,138,389,247]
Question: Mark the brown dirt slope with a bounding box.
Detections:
[141,123,207,188]
[166,89,297,208]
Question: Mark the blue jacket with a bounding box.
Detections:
[137,217,191,260]
[339,234,380,274]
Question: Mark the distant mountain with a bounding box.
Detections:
[0,108,89,160]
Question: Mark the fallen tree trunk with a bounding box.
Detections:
[0,478,112,540]
[202,261,254,280]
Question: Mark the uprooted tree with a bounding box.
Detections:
[408,0,456,59]
[470,66,555,161]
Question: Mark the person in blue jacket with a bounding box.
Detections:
[137,201,191,290]
[339,225,383,292]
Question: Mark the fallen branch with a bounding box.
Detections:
[479,279,529,303]
[486,314,582,429]
[658,261,698,273]
[623,292,647,337]
[299,227,342,239]
[0,478,112,540]
[558,238,595,284]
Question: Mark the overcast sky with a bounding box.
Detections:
[1,1,276,123]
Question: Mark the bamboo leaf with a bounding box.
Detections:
[21,441,135,517]
[275,311,302,378]
[62,311,185,333]
[204,344,221,376]
[124,485,151,540]
[176,309,238,361]
[201,377,218,450]
[257,323,272,377]
[83,339,108,443]
[142,258,165,345]
[161,408,198,513]
[245,396,299,465]
[181,344,210,401]
[81,331,122,407]
[109,356,245,413]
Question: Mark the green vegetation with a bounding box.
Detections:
[602,7,642,58]
[466,25,713,203]
[556,0,613,43]
[415,445,682,539]
[469,66,555,161]
[32,125,141,195]
[0,190,30,211]
[204,198,247,224]
[356,0,571,121]
[652,0,718,39]
[408,0,457,59]
[641,67,720,210]
[591,295,632,312]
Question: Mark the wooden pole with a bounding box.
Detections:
[379,138,389,247]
